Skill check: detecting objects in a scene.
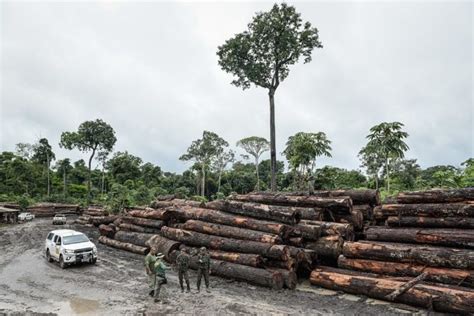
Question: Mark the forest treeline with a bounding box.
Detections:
[1,119,472,212]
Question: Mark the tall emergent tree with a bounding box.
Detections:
[360,122,409,192]
[217,3,322,191]
[32,138,55,197]
[55,158,72,197]
[237,136,269,191]
[283,132,331,189]
[214,149,235,193]
[180,131,228,197]
[60,119,116,200]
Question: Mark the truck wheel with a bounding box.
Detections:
[59,255,67,269]
[91,258,97,264]
[46,249,53,262]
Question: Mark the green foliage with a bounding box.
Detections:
[16,194,32,211]
[217,3,322,90]
[237,136,269,191]
[107,151,143,185]
[314,166,366,190]
[106,183,131,214]
[461,158,474,187]
[133,185,152,206]
[190,195,208,203]
[174,186,191,199]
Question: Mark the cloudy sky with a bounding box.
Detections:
[1,1,472,173]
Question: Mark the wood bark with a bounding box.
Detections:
[353,204,374,221]
[146,234,181,261]
[300,220,354,241]
[161,227,289,260]
[386,216,474,229]
[127,207,183,221]
[98,224,115,238]
[90,215,120,226]
[150,199,204,209]
[305,235,343,259]
[310,266,474,314]
[173,205,293,238]
[298,207,324,221]
[337,256,474,288]
[230,193,352,212]
[374,203,474,220]
[286,189,380,206]
[385,273,428,301]
[365,227,474,249]
[267,268,297,289]
[180,220,282,244]
[121,216,164,229]
[396,188,474,204]
[292,224,321,240]
[288,237,304,247]
[326,209,363,230]
[118,223,162,234]
[205,200,302,225]
[180,245,264,268]
[343,241,474,269]
[114,231,155,248]
[98,236,148,255]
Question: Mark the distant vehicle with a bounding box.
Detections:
[45,229,97,269]
[52,214,67,225]
[18,212,35,221]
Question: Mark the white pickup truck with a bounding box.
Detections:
[45,230,97,269]
[18,212,35,221]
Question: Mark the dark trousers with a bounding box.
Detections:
[196,267,209,290]
[153,275,167,299]
[178,269,190,291]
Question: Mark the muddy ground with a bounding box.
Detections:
[0,218,434,315]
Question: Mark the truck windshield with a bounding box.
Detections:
[63,234,89,245]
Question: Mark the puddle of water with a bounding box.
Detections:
[55,297,101,315]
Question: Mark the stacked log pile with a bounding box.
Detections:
[75,206,117,226]
[310,188,474,314]
[1,202,81,217]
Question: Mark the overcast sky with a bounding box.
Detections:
[1,1,472,173]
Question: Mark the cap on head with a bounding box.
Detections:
[156,252,165,259]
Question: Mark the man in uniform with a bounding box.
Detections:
[144,248,169,302]
[196,246,210,293]
[175,249,191,293]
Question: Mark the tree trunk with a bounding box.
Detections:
[396,188,474,204]
[118,223,162,234]
[299,220,354,241]
[87,148,96,202]
[90,215,120,226]
[101,166,105,195]
[114,231,155,248]
[310,267,474,314]
[375,174,379,190]
[180,245,264,268]
[230,193,352,212]
[305,235,344,259]
[98,224,116,238]
[385,157,390,193]
[161,226,289,260]
[127,207,182,222]
[365,227,474,249]
[63,169,67,197]
[98,236,148,255]
[374,203,474,220]
[205,200,301,225]
[268,89,277,192]
[267,268,297,289]
[201,164,206,197]
[292,224,321,240]
[46,158,50,197]
[343,241,474,269]
[337,256,474,288]
[174,205,293,238]
[386,216,474,229]
[178,220,282,244]
[146,234,181,262]
[122,216,164,228]
[217,168,222,193]
[255,157,260,191]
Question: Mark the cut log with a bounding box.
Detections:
[98,224,115,238]
[230,193,353,213]
[264,189,380,206]
[288,237,304,247]
[292,224,321,240]
[374,203,474,220]
[326,209,363,230]
[174,206,293,238]
[365,227,474,249]
[310,266,474,314]
[114,231,155,248]
[205,200,302,225]
[118,223,162,234]
[267,268,297,289]
[98,236,148,255]
[337,256,474,288]
[265,259,297,271]
[386,216,474,229]
[150,199,204,209]
[396,188,474,204]
[300,220,354,241]
[306,235,343,259]
[298,207,324,220]
[121,216,164,229]
[353,204,374,221]
[127,207,183,221]
[180,220,282,244]
[145,234,181,261]
[161,227,289,260]
[180,245,264,268]
[343,241,474,269]
[90,215,120,226]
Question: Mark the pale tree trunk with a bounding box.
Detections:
[217,167,223,193]
[269,89,277,192]
[375,174,379,190]
[63,169,67,197]
[255,156,260,191]
[101,166,105,195]
[385,157,390,193]
[87,147,97,202]
[46,152,50,197]
[201,164,206,197]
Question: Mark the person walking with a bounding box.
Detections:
[175,249,191,293]
[196,247,210,293]
[144,248,169,302]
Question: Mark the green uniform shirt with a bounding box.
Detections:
[176,252,190,271]
[154,259,168,277]
[198,253,210,269]
[145,253,156,273]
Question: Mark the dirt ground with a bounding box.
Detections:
[0,218,434,315]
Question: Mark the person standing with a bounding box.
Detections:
[144,247,158,298]
[176,249,191,293]
[145,248,169,302]
[196,247,210,293]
